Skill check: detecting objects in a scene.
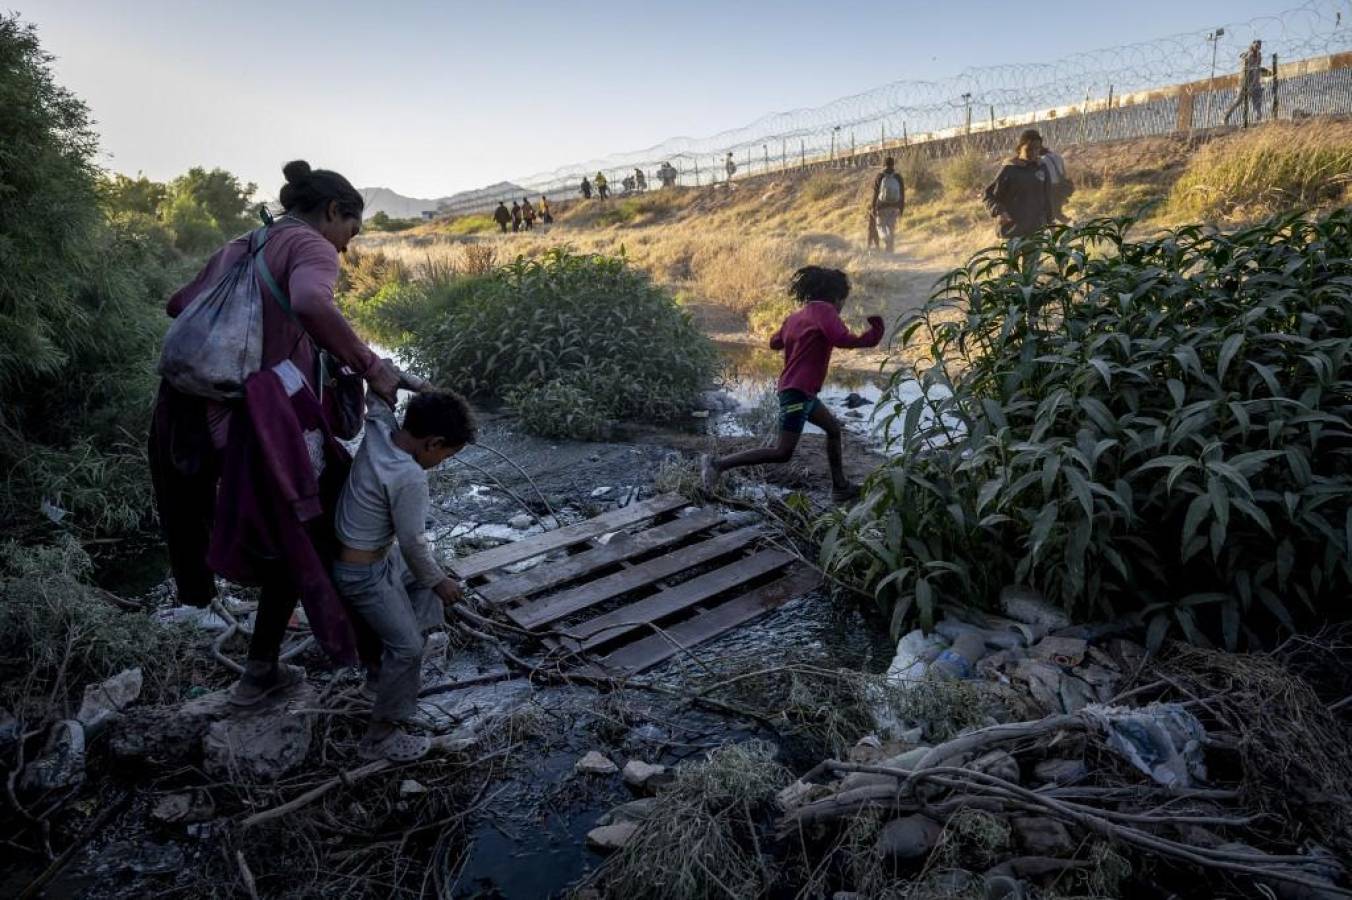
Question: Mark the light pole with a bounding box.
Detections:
[962,92,973,135]
[830,126,840,161]
[1204,28,1225,129]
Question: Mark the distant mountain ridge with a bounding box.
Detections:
[359,181,530,221]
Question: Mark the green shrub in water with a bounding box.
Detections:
[402,248,716,438]
[820,212,1352,650]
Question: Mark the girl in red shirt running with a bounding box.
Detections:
[701,266,883,502]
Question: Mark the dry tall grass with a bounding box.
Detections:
[356,118,1352,342]
[1166,119,1352,220]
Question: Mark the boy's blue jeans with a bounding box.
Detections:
[333,552,442,723]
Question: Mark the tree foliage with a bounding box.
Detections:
[821,213,1352,650]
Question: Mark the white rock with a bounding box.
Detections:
[590,486,613,498]
[202,684,316,782]
[586,821,638,852]
[508,513,534,530]
[19,720,85,792]
[151,789,215,825]
[621,759,667,790]
[575,750,619,776]
[400,779,428,796]
[77,667,143,735]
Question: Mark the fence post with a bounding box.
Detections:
[850,130,855,163]
[694,159,699,186]
[763,143,769,173]
[880,123,885,150]
[745,147,751,175]
[1079,89,1090,145]
[1271,53,1279,120]
[800,139,805,169]
[1105,85,1114,140]
[902,121,908,145]
[782,138,786,172]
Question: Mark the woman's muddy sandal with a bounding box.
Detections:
[359,726,432,763]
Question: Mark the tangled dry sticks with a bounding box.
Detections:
[771,637,1352,897]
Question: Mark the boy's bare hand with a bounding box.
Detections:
[434,578,463,606]
[368,359,400,407]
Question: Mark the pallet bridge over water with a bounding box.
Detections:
[450,494,819,675]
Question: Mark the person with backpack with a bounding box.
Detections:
[149,160,404,707]
[521,197,536,230]
[983,129,1052,240]
[724,152,737,188]
[539,195,553,224]
[1224,40,1268,126]
[510,200,522,232]
[594,171,609,199]
[580,176,593,200]
[492,201,511,233]
[870,156,906,253]
[1039,144,1073,223]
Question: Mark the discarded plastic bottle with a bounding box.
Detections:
[930,632,986,680]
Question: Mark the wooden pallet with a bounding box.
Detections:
[450,493,819,675]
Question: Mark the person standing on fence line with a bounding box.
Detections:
[595,171,609,199]
[1039,145,1073,223]
[870,156,906,253]
[521,197,536,230]
[580,176,592,200]
[510,200,522,233]
[983,129,1052,239]
[657,162,678,189]
[493,201,511,233]
[634,168,647,192]
[539,196,553,224]
[1224,39,1267,126]
[724,152,737,187]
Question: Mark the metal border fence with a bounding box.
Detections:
[436,1,1352,217]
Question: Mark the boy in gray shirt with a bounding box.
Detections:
[333,386,477,762]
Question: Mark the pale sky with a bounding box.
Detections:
[29,0,1311,198]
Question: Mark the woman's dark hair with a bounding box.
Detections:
[403,390,477,446]
[788,266,850,305]
[279,160,364,219]
[1016,128,1043,150]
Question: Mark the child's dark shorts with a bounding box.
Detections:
[778,389,819,433]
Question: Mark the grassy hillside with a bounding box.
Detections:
[355,118,1352,345]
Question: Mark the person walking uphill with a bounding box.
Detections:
[1224,39,1267,126]
[580,176,592,200]
[149,160,403,706]
[510,200,522,233]
[594,171,609,199]
[871,156,905,253]
[701,266,883,503]
[493,201,511,233]
[983,129,1051,240]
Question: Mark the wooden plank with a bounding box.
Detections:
[596,567,820,675]
[512,525,764,630]
[449,493,689,580]
[476,508,725,606]
[563,549,795,651]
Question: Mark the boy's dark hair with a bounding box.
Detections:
[403,390,477,446]
[279,160,364,219]
[789,266,850,305]
[1016,129,1043,150]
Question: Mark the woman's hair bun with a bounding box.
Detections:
[282,160,312,184]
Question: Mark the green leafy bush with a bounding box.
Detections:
[442,214,494,235]
[821,212,1352,649]
[401,249,716,438]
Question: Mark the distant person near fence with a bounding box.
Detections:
[634,168,647,192]
[1224,39,1268,125]
[870,156,906,253]
[493,201,511,233]
[724,152,737,187]
[595,171,609,199]
[521,197,536,230]
[510,200,522,232]
[657,162,678,188]
[1039,144,1073,223]
[983,129,1052,239]
[540,196,553,224]
[580,176,592,200]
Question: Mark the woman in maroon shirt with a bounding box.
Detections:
[150,161,400,706]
